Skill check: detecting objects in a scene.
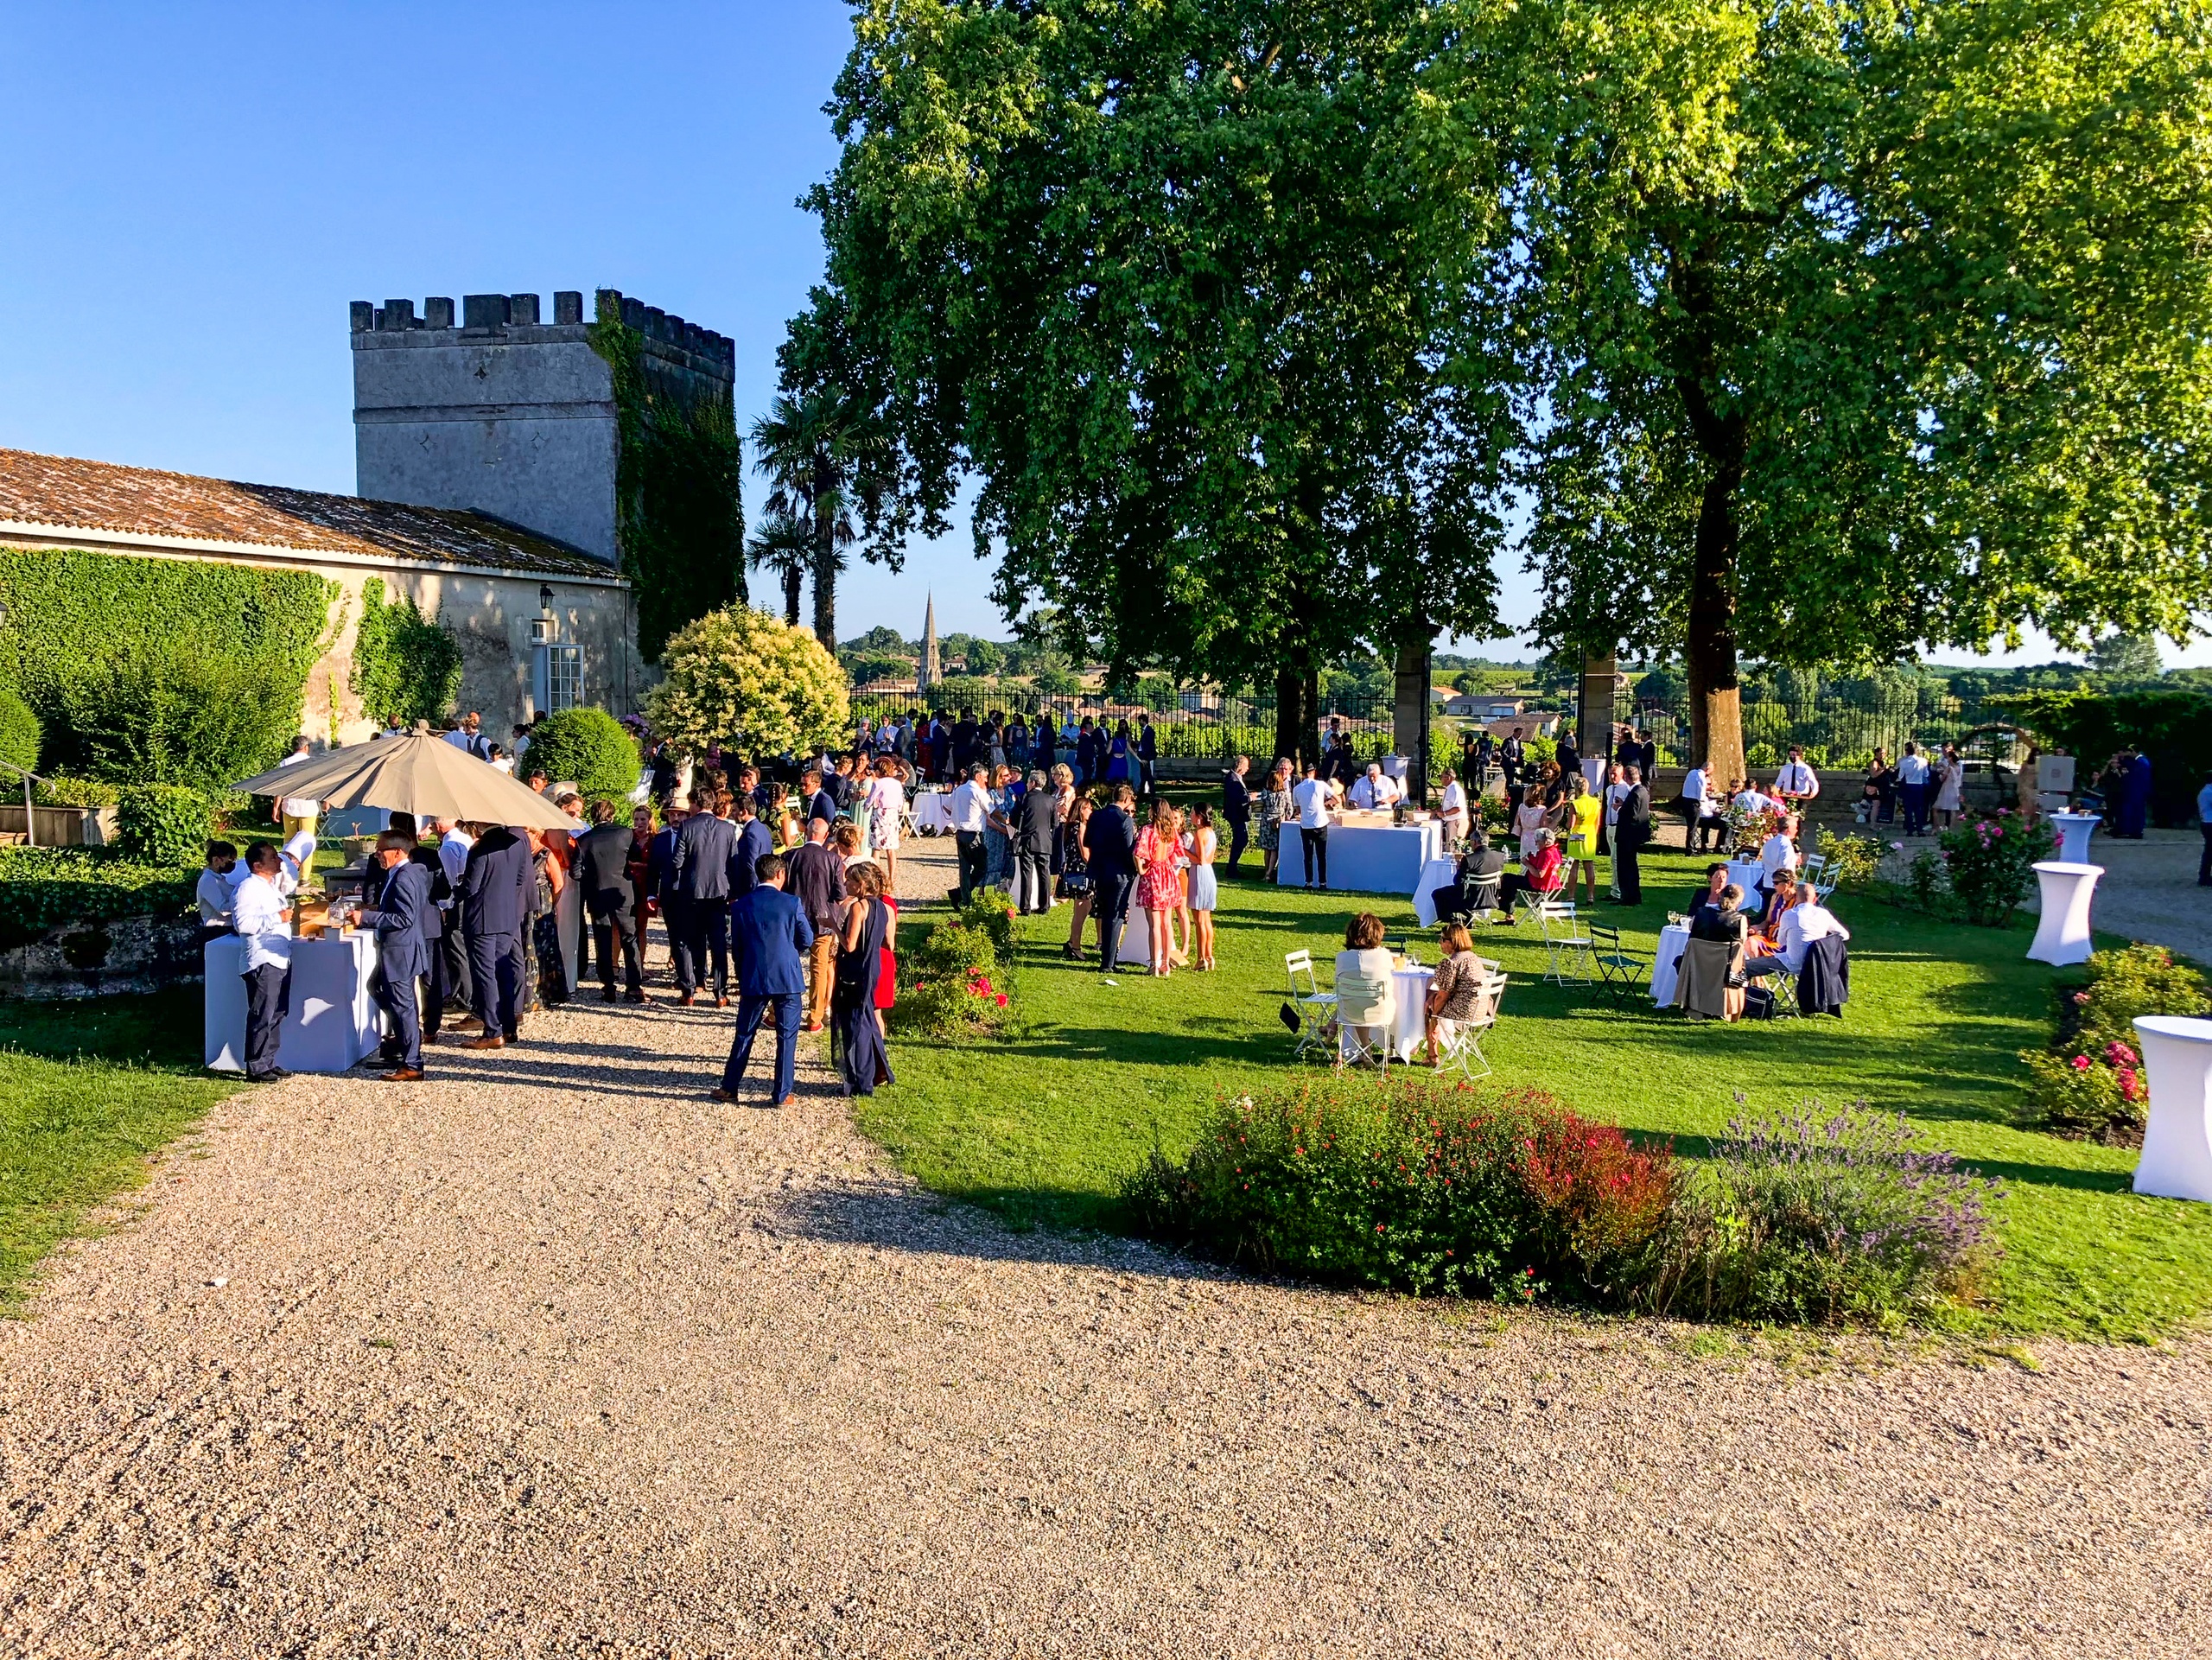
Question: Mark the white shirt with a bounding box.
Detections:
[1350,773,1400,810]
[1683,766,1707,803]
[1776,760,1820,798]
[1759,831,1799,880]
[232,872,292,970]
[1605,781,1634,827]
[948,779,991,834]
[1291,777,1338,829]
[436,827,474,894]
[1773,902,1850,974]
[1733,788,1773,815]
[1897,753,1929,785]
[491,757,516,775]
[276,749,318,819]
[278,829,318,897]
[195,866,240,925]
[1440,780,1467,818]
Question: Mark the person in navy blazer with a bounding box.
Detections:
[672,792,739,1005]
[715,852,814,1108]
[728,798,775,900]
[358,830,433,1078]
[456,823,533,1046]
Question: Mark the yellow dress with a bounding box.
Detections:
[1567,793,1603,860]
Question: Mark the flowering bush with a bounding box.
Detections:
[1122,1078,1678,1302]
[1642,1103,2003,1326]
[2020,944,2210,1143]
[1812,828,1882,890]
[1720,800,1784,855]
[1935,808,2055,925]
[893,898,1020,1039]
[949,888,1017,962]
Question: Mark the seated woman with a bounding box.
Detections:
[1494,830,1567,923]
[1423,923,1493,1065]
[1683,862,1731,919]
[1332,911,1397,1065]
[1751,868,1800,944]
[1747,887,1850,977]
[1690,884,1749,944]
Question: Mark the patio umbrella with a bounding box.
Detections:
[231,725,584,832]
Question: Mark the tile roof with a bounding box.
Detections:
[0,448,617,580]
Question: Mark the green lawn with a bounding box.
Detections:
[0,987,237,1312]
[855,846,2212,1343]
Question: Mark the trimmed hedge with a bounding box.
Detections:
[521,706,639,798]
[0,545,334,786]
[0,845,194,951]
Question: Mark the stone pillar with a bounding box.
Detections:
[1393,633,1433,805]
[1577,652,1618,777]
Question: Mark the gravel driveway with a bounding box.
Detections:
[2,840,2208,1657]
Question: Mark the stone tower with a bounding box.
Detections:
[350,289,734,564]
[919,593,941,690]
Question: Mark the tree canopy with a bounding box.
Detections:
[648,607,851,760]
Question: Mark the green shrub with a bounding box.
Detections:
[1934,808,2054,925]
[29,775,122,809]
[522,707,640,798]
[1812,828,1882,889]
[0,845,194,951]
[893,919,1010,1036]
[0,689,38,775]
[2018,944,2209,1144]
[1122,1078,1677,1303]
[60,644,303,788]
[349,576,462,728]
[948,888,1017,960]
[115,785,213,868]
[1642,1103,2002,1327]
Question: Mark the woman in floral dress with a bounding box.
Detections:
[1135,801,1186,977]
[1256,760,1294,884]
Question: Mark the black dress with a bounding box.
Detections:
[833,898,894,1096]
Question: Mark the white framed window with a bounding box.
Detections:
[547,645,582,711]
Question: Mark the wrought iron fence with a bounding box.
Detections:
[1606,682,2029,773]
[845,686,1398,763]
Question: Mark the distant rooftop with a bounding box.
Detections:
[0,448,617,582]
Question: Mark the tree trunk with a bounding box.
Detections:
[1271,661,1311,771]
[782,565,803,629]
[811,536,837,652]
[1685,461,1745,785]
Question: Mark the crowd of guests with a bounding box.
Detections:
[843,707,1164,794]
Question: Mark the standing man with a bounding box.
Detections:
[1437,767,1468,854]
[1554,727,1581,785]
[575,800,644,1003]
[1897,741,1931,836]
[801,768,839,830]
[356,830,431,1080]
[1499,726,1527,804]
[433,817,476,1031]
[728,795,774,905]
[1290,760,1338,890]
[949,763,992,904]
[1637,729,1659,784]
[951,708,980,775]
[2196,769,2212,886]
[1681,758,1711,851]
[1776,746,1821,812]
[456,823,532,1047]
[785,817,846,1034]
[1014,770,1058,913]
[1084,783,1141,972]
[1614,766,1654,906]
[1136,713,1158,797]
[444,712,490,759]
[276,736,318,842]
[385,814,452,1041]
[1222,755,1253,877]
[671,792,738,1008]
[647,798,691,986]
[714,853,813,1109]
[232,842,293,1082]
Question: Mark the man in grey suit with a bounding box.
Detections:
[455,824,533,1047]
[671,790,738,1007]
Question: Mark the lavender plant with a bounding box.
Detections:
[1644,1100,2003,1326]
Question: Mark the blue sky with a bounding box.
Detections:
[0,3,2185,666]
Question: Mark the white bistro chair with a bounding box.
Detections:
[1537,900,1594,986]
[1284,949,1338,1060]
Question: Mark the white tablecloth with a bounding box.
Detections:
[1649,923,1692,1006]
[1726,860,1767,915]
[1109,902,1156,969]
[1390,964,1433,1058]
[1277,819,1445,895]
[2050,812,2101,865]
[2028,861,2101,966]
[204,931,383,1074]
[2134,1015,2212,1203]
[912,792,954,834]
[1380,755,1409,782]
[1411,857,1466,927]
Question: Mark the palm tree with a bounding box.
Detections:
[749,389,880,650]
[746,510,812,627]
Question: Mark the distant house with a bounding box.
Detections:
[1444,692,1532,722]
[1482,711,1560,741]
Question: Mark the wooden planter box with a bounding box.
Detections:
[0,803,118,846]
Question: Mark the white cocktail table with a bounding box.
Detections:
[1649,922,1692,1006]
[1390,964,1435,1059]
[1411,856,1465,926]
[2026,861,2101,966]
[2133,1016,2212,1202]
[2048,811,2101,865]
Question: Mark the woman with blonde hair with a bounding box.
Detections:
[1135,799,1185,976]
[864,754,906,894]
[1563,774,1604,903]
[1423,923,1491,1065]
[1186,804,1219,971]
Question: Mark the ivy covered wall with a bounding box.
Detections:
[589,296,746,659]
[0,545,335,785]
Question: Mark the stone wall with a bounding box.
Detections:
[0,913,202,1002]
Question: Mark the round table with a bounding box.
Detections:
[2026,861,2102,967]
[2133,1016,2212,1203]
[1726,860,1768,915]
[1649,922,1692,1006]
[912,792,954,835]
[1390,964,1434,1061]
[2048,811,2101,865]
[1411,857,1464,926]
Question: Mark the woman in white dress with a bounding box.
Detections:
[1931,741,1965,828]
[865,756,907,892]
[1514,791,1549,859]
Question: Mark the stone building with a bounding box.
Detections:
[0,286,734,746]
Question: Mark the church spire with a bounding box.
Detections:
[920,593,941,690]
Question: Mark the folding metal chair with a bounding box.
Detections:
[1284,949,1338,1059]
[1588,922,1649,1005]
[1537,900,1593,985]
[1433,970,1505,1079]
[1335,1016,1395,1072]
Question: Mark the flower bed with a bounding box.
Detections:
[1124,1079,2000,1327]
[2020,944,2211,1144]
[893,892,1018,1037]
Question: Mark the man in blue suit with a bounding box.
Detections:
[456,823,533,1046]
[647,798,690,988]
[358,830,433,1079]
[728,796,775,902]
[671,792,738,1007]
[715,852,814,1108]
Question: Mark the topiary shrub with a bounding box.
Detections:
[0,689,39,776]
[115,785,213,868]
[521,707,640,798]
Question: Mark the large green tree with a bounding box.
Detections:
[1486,0,2212,779]
[810,0,1514,762]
